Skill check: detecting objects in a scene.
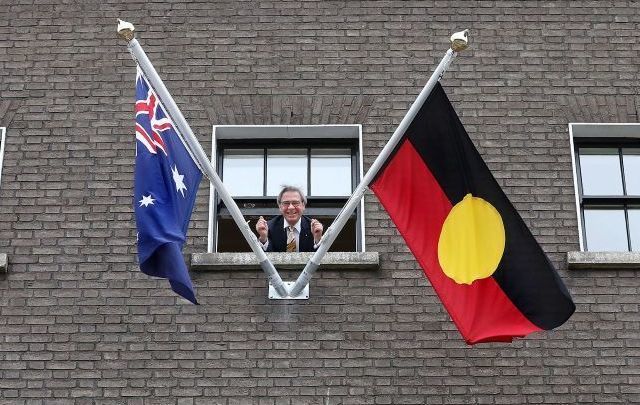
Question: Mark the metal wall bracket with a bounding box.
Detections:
[269,281,309,300]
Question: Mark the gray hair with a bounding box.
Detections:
[277,185,307,206]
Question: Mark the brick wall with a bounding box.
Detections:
[0,1,638,403]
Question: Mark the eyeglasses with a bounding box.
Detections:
[280,200,302,208]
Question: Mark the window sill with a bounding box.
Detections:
[191,252,379,271]
[0,253,6,273]
[567,251,640,270]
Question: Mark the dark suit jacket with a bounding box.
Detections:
[265,215,317,252]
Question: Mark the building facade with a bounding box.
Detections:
[0,1,638,404]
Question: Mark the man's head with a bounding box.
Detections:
[277,185,306,226]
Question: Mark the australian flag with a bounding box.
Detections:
[134,68,202,304]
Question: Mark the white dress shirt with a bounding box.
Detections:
[260,219,301,252]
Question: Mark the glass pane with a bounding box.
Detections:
[310,149,352,196]
[627,209,640,251]
[623,148,640,195]
[266,149,307,196]
[222,149,264,196]
[583,208,628,251]
[578,148,623,196]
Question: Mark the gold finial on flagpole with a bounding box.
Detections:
[117,19,136,42]
[450,29,469,52]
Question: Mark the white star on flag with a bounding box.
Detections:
[172,165,187,197]
[139,194,155,207]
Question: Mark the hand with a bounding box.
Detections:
[256,216,268,243]
[310,219,323,242]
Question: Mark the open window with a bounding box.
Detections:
[208,125,365,253]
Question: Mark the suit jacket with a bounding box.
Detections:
[265,215,317,252]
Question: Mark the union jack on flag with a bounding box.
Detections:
[135,77,170,155]
[134,68,202,304]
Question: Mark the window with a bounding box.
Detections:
[208,125,365,253]
[0,127,5,187]
[570,123,640,251]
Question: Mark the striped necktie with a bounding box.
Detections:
[286,226,296,252]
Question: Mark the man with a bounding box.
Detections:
[255,185,323,252]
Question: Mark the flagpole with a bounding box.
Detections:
[288,30,470,298]
[117,20,290,298]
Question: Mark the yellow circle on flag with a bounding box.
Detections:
[437,194,505,285]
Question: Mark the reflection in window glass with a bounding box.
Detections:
[311,149,352,196]
[266,149,307,196]
[223,149,264,196]
[623,149,640,195]
[627,209,640,251]
[579,148,622,196]
[584,208,628,251]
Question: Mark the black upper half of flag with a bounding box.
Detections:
[376,82,575,331]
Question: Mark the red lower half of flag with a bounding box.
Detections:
[371,141,542,344]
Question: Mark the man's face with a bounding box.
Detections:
[279,190,305,225]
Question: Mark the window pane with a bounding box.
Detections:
[623,148,640,195]
[579,148,623,196]
[627,209,640,251]
[266,149,307,196]
[310,149,352,196]
[223,149,264,196]
[583,208,628,251]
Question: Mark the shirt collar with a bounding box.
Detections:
[283,218,301,233]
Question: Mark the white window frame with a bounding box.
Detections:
[569,122,640,251]
[207,124,365,253]
[0,127,5,188]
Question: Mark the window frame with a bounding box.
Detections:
[219,142,357,199]
[0,127,5,187]
[208,125,365,253]
[569,123,640,251]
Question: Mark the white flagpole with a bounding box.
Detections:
[117,20,290,298]
[288,30,470,298]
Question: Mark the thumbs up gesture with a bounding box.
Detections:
[310,219,323,243]
[256,216,268,243]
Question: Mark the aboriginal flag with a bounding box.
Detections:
[370,83,575,344]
